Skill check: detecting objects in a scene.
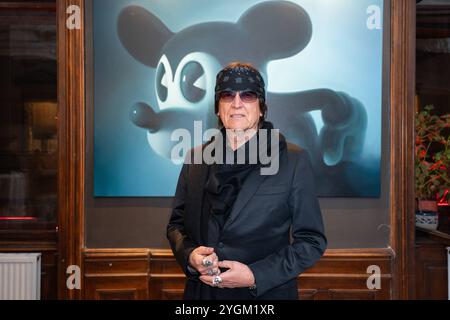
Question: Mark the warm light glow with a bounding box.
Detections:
[0,217,37,221]
[437,189,449,207]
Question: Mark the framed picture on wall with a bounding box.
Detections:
[90,0,386,197]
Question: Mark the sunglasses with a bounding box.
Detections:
[218,90,258,103]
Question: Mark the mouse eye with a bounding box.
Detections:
[156,63,168,102]
[180,61,206,103]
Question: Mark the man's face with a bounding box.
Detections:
[218,91,261,131]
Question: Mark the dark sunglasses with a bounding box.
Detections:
[219,90,258,103]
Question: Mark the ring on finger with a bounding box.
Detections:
[212,275,222,286]
[207,269,218,276]
[202,258,213,267]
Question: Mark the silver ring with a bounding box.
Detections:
[202,258,213,267]
[207,269,220,276]
[212,275,222,286]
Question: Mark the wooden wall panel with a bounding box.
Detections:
[83,248,393,300]
[415,240,449,300]
[85,277,148,300]
[298,249,393,300]
[41,250,58,300]
[148,249,185,299]
[83,249,150,300]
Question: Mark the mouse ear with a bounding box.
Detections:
[117,6,174,67]
[238,1,312,60]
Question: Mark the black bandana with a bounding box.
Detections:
[214,65,266,103]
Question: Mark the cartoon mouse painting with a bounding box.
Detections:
[117,1,374,196]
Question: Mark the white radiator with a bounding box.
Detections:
[0,253,41,300]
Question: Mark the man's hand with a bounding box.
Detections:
[200,260,255,288]
[188,246,220,276]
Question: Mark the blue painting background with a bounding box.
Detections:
[93,0,384,197]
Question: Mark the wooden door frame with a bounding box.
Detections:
[57,0,85,300]
[57,0,416,299]
[389,0,416,300]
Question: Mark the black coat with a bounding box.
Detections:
[167,142,327,300]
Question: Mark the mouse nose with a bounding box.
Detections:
[130,102,161,133]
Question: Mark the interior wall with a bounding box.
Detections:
[84,1,392,249]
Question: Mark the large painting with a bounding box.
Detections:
[92,0,385,197]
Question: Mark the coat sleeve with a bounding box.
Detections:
[166,163,198,278]
[248,150,327,297]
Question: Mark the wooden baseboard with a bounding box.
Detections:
[82,248,393,300]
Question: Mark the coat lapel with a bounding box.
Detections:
[223,167,268,230]
[187,133,274,234]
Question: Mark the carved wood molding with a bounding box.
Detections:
[57,0,85,300]
[389,0,416,300]
[84,248,151,258]
[0,241,57,251]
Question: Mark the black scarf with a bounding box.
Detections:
[202,121,287,240]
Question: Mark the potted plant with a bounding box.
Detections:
[415,105,450,230]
